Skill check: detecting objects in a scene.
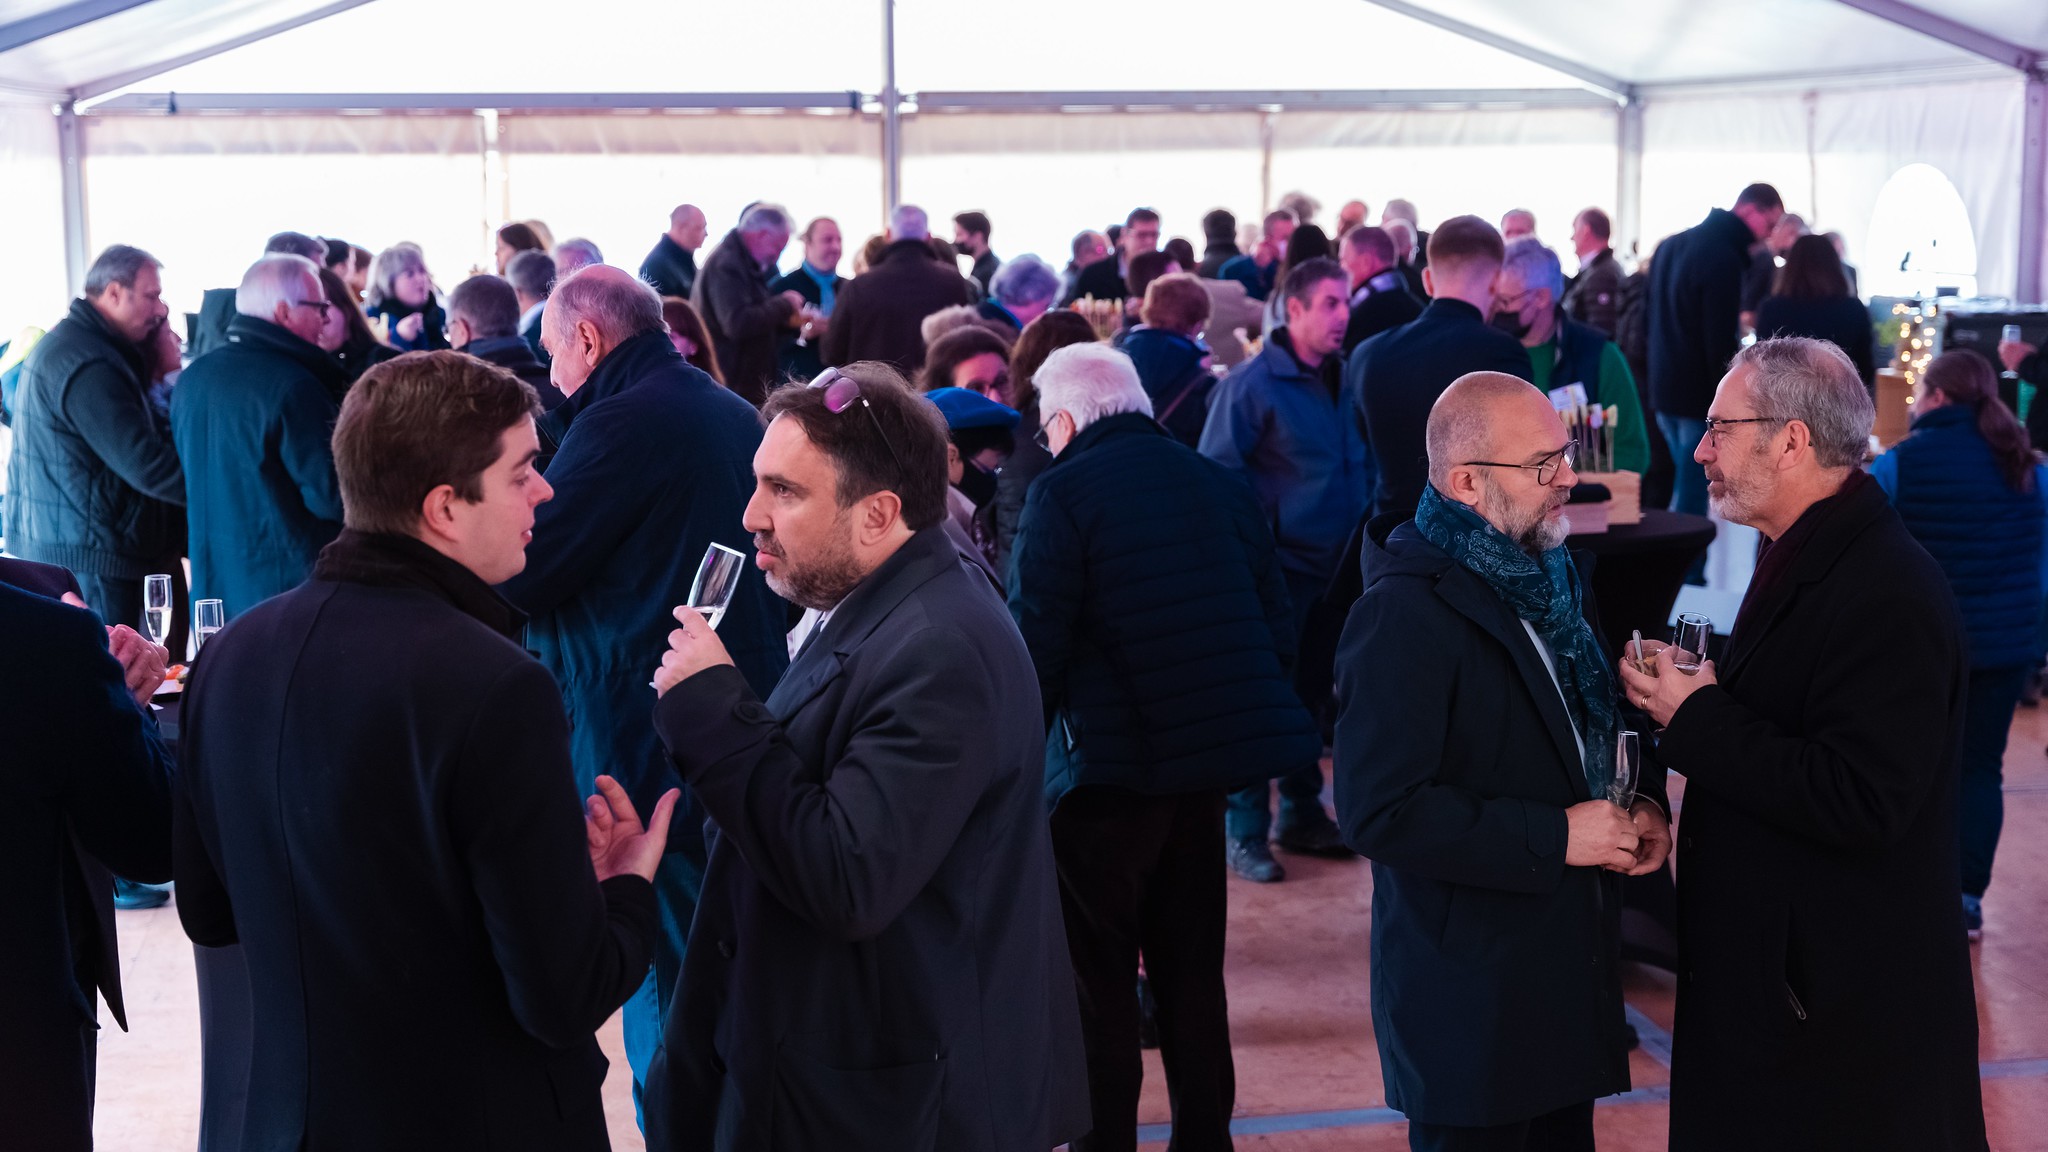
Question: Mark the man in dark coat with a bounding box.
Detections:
[769,216,847,383]
[1646,182,1783,517]
[823,204,976,375]
[1010,343,1319,1151]
[644,365,1089,1152]
[175,351,670,1150]
[0,579,171,1152]
[639,203,708,299]
[693,205,805,405]
[503,265,788,1116]
[449,272,558,408]
[1617,338,1987,1151]
[5,244,183,631]
[188,231,326,359]
[1349,215,1532,521]
[1339,223,1424,358]
[1196,208,1241,278]
[1338,373,1670,1150]
[171,254,348,618]
[1072,207,1163,304]
[1562,208,1625,338]
[953,210,1001,295]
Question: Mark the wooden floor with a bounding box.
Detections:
[96,704,2048,1150]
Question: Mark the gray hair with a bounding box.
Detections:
[1731,337,1874,469]
[889,203,930,241]
[83,245,161,298]
[1033,342,1152,436]
[738,204,792,236]
[366,243,428,308]
[236,254,322,321]
[1383,219,1417,261]
[1382,198,1419,225]
[506,249,556,300]
[1501,237,1564,302]
[552,238,604,276]
[548,266,665,346]
[446,274,520,340]
[990,255,1058,308]
[264,231,327,262]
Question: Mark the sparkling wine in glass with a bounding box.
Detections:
[193,599,225,653]
[143,574,173,648]
[1670,613,1712,674]
[1610,730,1640,809]
[688,543,747,632]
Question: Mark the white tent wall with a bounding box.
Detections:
[1640,77,2030,299]
[0,99,68,339]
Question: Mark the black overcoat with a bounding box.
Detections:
[644,527,1090,1152]
[1658,478,1987,1150]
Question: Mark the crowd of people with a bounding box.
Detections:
[3,179,2043,1152]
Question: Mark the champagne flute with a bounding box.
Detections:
[143,574,173,648]
[1610,730,1640,809]
[1670,613,1712,674]
[193,599,225,654]
[688,543,747,632]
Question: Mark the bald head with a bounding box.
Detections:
[1429,372,1576,551]
[543,264,666,396]
[668,204,708,250]
[1427,372,1556,491]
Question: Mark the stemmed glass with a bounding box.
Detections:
[193,599,225,654]
[1670,613,1713,674]
[143,574,173,649]
[687,543,747,631]
[1610,730,1640,809]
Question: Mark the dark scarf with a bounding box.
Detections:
[1416,485,1616,798]
[312,529,525,641]
[1732,470,1870,644]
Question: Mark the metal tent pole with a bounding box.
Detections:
[58,101,88,296]
[879,0,901,217]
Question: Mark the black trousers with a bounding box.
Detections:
[1050,787,1235,1152]
[1408,1100,1596,1152]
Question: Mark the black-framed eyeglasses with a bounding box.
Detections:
[1462,441,1578,486]
[811,367,905,471]
[294,299,334,317]
[1701,415,1783,447]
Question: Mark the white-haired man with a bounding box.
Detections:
[1011,342,1317,1151]
[981,254,1059,333]
[824,202,974,374]
[171,252,349,617]
[1617,338,1986,1150]
[693,204,804,405]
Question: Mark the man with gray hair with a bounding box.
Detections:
[192,230,329,358]
[1010,341,1317,1151]
[981,254,1058,333]
[1616,337,1986,1150]
[6,243,183,634]
[447,274,554,407]
[693,203,805,404]
[825,201,974,374]
[1493,237,1649,473]
[171,253,349,616]
[500,264,788,1123]
[507,248,556,362]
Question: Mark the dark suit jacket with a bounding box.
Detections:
[1341,270,1425,358]
[1348,298,1533,520]
[693,230,799,406]
[1335,515,1665,1127]
[1070,255,1129,303]
[645,527,1089,1152]
[823,240,975,375]
[173,531,657,1151]
[0,581,173,1152]
[1657,477,1986,1150]
[1648,209,1755,421]
[1563,247,1624,338]
[1754,294,1877,388]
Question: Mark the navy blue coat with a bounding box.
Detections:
[1348,298,1532,521]
[646,527,1089,1152]
[0,581,173,1152]
[500,330,787,824]
[1008,413,1320,807]
[1872,403,2047,669]
[1334,515,1667,1127]
[1120,327,1214,447]
[171,314,348,617]
[1755,294,1877,389]
[1648,209,1755,421]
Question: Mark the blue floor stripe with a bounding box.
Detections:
[1625,1002,1676,1068]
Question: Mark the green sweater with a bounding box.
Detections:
[1527,336,1650,475]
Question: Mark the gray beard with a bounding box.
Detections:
[762,531,868,612]
[1480,481,1568,555]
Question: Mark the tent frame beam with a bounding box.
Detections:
[1828,0,2041,75]
[67,0,381,102]
[0,0,157,56]
[1352,0,1633,103]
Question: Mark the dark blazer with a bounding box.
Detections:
[501,330,787,826]
[0,582,173,1152]
[823,239,975,375]
[770,265,847,383]
[969,249,1000,295]
[1348,298,1532,520]
[4,298,184,578]
[693,230,799,406]
[1563,247,1624,338]
[1341,270,1425,358]
[1334,515,1667,1127]
[1648,208,1755,421]
[463,334,560,409]
[170,314,347,618]
[1009,413,1319,806]
[173,531,657,1150]
[1656,477,1986,1150]
[1070,255,1130,303]
[1754,294,1877,388]
[640,233,701,299]
[645,527,1090,1152]
[1196,242,1241,280]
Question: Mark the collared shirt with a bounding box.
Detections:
[518,300,544,334]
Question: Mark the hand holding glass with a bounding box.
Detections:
[1670,613,1712,674]
[1610,730,1640,809]
[651,543,746,688]
[143,574,173,648]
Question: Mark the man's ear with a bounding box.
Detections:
[417,483,461,546]
[860,490,905,541]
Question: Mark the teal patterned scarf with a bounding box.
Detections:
[1415,485,1616,799]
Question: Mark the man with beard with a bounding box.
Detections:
[1617,338,1986,1151]
[641,364,1088,1152]
[1335,371,1669,1150]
